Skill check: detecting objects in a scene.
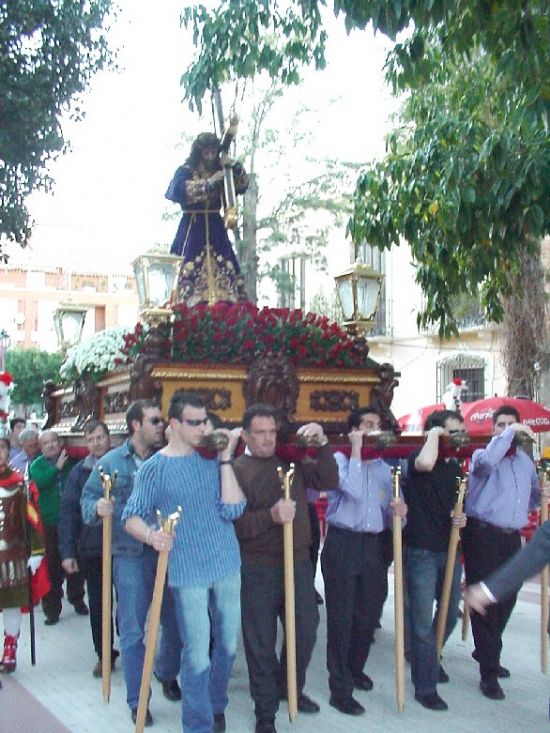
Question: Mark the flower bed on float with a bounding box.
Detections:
[121,302,370,368]
[60,326,129,383]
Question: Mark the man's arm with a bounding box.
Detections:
[302,444,339,491]
[81,462,107,525]
[218,428,245,505]
[466,521,550,613]
[124,515,174,553]
[414,427,444,472]
[471,424,535,477]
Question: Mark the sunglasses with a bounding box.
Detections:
[147,417,164,425]
[181,417,209,427]
[447,429,466,434]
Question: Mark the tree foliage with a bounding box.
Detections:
[181,0,550,335]
[0,0,114,252]
[5,347,63,414]
[182,1,549,123]
[349,49,550,335]
[181,0,326,112]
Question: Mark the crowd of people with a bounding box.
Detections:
[0,398,547,732]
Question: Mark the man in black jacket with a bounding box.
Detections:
[58,419,119,677]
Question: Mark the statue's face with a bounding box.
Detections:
[201,145,218,170]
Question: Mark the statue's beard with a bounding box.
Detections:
[200,158,218,175]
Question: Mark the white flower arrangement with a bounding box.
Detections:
[60,326,129,382]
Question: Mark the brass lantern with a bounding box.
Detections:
[334,261,383,334]
[132,253,180,325]
[53,304,88,352]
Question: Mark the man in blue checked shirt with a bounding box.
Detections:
[462,404,540,702]
[81,399,182,727]
[321,407,407,717]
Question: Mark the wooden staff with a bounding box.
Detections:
[436,476,467,656]
[392,467,405,712]
[98,467,117,703]
[135,507,182,733]
[539,468,549,674]
[461,600,470,641]
[277,464,298,722]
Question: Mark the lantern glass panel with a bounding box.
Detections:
[356,276,380,321]
[336,279,354,320]
[148,261,176,307]
[62,310,87,347]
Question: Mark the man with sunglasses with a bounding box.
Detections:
[462,404,539,701]
[81,400,182,727]
[405,409,467,712]
[123,392,245,733]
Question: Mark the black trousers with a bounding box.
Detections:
[43,524,85,620]
[308,502,321,578]
[462,518,522,681]
[80,556,117,661]
[241,559,319,721]
[321,526,386,698]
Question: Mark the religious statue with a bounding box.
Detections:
[165,125,249,306]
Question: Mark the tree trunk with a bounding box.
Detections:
[502,244,549,399]
[237,172,259,303]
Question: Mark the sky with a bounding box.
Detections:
[15,1,398,279]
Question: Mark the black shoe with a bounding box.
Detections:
[329,695,365,716]
[131,707,153,726]
[297,693,320,713]
[213,712,226,732]
[415,692,448,711]
[156,676,181,701]
[438,665,449,683]
[255,718,276,733]
[44,615,59,626]
[353,672,373,691]
[480,679,505,700]
[92,656,118,678]
[472,649,511,678]
[315,590,324,605]
[73,601,89,616]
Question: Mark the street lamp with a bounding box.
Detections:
[334,260,383,334]
[132,253,180,325]
[53,304,88,353]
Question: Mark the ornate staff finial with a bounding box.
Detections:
[277,464,295,500]
[98,467,118,501]
[156,506,183,534]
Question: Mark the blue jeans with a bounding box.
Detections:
[174,571,241,733]
[406,546,462,696]
[113,549,182,710]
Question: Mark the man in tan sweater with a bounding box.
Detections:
[233,404,338,733]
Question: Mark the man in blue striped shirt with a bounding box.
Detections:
[124,392,246,733]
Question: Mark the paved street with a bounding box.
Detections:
[1,571,549,733]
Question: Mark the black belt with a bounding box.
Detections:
[469,516,519,536]
[328,524,380,538]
